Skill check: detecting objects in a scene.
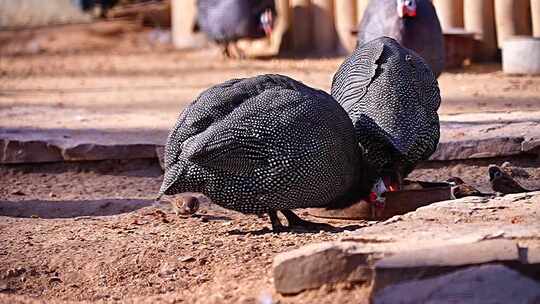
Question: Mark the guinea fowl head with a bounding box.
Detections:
[260,9,274,36]
[253,0,276,37]
[397,0,417,18]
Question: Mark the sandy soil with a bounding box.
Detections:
[2,157,540,304]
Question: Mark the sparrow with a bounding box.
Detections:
[488,165,531,194]
[501,161,530,178]
[446,177,492,199]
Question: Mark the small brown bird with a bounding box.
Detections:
[171,195,200,216]
[501,161,530,178]
[446,177,492,199]
[488,165,531,194]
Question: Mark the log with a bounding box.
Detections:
[515,0,532,36]
[533,0,540,37]
[432,0,464,31]
[495,0,531,48]
[271,0,292,52]
[356,0,369,24]
[464,0,497,61]
[311,0,336,54]
[171,0,199,49]
[290,0,312,51]
[334,0,357,54]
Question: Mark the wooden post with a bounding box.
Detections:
[271,0,292,52]
[311,0,336,55]
[356,0,369,23]
[495,0,531,48]
[432,0,464,31]
[464,0,497,61]
[171,0,198,49]
[515,0,532,36]
[334,0,357,54]
[290,0,312,51]
[533,0,540,37]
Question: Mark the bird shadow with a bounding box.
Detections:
[192,214,233,221]
[227,224,362,236]
[0,199,154,219]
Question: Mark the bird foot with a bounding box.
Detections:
[267,210,336,233]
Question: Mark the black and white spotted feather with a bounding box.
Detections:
[357,0,445,77]
[197,0,275,44]
[159,74,367,215]
[331,37,441,181]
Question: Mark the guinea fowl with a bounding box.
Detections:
[356,0,445,77]
[331,37,441,197]
[157,74,369,232]
[196,0,276,58]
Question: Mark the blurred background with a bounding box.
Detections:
[0,0,538,61]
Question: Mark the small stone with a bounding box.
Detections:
[179,256,195,263]
[158,263,176,277]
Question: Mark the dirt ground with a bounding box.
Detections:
[1,21,540,303]
[1,156,540,304]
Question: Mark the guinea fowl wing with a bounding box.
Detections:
[331,40,384,113]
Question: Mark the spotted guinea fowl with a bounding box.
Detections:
[356,0,445,77]
[196,0,276,57]
[331,37,441,192]
[157,74,369,232]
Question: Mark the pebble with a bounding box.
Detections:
[179,256,195,263]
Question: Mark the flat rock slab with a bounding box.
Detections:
[3,107,540,164]
[374,264,540,304]
[273,192,540,296]
[0,106,169,163]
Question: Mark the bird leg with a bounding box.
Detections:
[221,43,231,58]
[267,210,288,233]
[280,210,335,231]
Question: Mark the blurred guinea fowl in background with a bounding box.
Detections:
[331,37,441,203]
[158,74,371,232]
[356,0,445,77]
[196,0,276,58]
